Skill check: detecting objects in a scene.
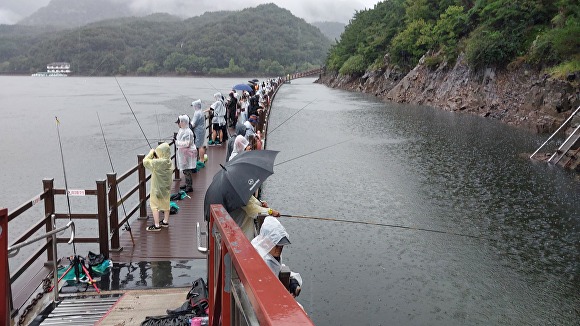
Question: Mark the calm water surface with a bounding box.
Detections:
[1,76,578,325]
[263,78,579,325]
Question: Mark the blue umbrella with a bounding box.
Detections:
[232,83,253,92]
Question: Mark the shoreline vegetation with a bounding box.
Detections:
[319,0,579,134]
[0,4,329,77]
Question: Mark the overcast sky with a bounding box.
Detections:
[0,0,382,25]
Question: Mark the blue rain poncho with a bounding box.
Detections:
[143,143,173,211]
[175,114,197,171]
[210,92,226,126]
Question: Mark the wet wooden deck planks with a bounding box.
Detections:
[109,143,228,262]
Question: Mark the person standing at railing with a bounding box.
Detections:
[209,92,226,145]
[251,216,302,298]
[144,143,173,232]
[175,115,197,193]
[191,99,206,169]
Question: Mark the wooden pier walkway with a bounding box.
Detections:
[108,144,227,262]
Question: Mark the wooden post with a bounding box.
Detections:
[137,154,147,219]
[96,180,109,257]
[0,208,10,326]
[43,179,55,262]
[107,173,122,252]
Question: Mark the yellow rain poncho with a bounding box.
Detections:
[143,143,173,211]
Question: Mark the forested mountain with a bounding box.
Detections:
[18,0,135,27]
[311,21,345,42]
[0,4,331,76]
[327,0,579,78]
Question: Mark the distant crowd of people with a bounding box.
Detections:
[142,76,301,302]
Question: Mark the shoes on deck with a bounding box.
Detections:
[146,225,161,232]
[160,220,169,228]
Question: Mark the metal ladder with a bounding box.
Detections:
[39,295,120,325]
[530,105,580,161]
[548,123,580,164]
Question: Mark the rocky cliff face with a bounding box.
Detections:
[319,53,580,134]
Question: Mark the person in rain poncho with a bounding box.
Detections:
[228,134,250,161]
[144,143,173,231]
[209,92,226,145]
[230,196,279,240]
[251,216,302,297]
[191,99,206,168]
[238,91,250,125]
[226,124,248,162]
[175,115,197,193]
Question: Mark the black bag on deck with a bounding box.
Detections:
[187,277,209,316]
[142,278,208,325]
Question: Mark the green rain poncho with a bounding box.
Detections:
[143,143,173,211]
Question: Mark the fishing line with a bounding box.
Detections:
[114,76,153,149]
[155,110,161,141]
[55,117,77,255]
[280,214,494,241]
[274,138,353,167]
[97,112,135,245]
[267,98,317,135]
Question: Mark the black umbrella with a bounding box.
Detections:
[204,150,279,221]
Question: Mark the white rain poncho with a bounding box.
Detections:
[143,143,173,211]
[251,216,303,286]
[191,100,205,149]
[229,135,249,161]
[175,115,197,170]
[210,92,226,126]
[243,120,255,138]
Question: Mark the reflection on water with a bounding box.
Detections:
[98,260,205,291]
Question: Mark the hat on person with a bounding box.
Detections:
[277,236,291,246]
[175,116,180,123]
[249,115,259,123]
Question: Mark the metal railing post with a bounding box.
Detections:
[96,180,109,257]
[172,132,180,180]
[107,173,122,252]
[137,154,147,219]
[43,179,55,261]
[1,208,10,326]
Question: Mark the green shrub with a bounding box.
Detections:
[339,54,367,75]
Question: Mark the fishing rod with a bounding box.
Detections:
[280,214,494,241]
[97,112,135,246]
[274,138,353,167]
[114,76,153,149]
[155,110,161,142]
[267,98,317,135]
[55,116,77,255]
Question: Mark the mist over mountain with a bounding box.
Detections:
[17,0,137,27]
[311,21,345,42]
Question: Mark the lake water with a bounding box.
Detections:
[263,78,579,325]
[1,76,578,325]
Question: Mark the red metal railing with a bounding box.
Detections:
[1,208,9,326]
[208,204,313,325]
